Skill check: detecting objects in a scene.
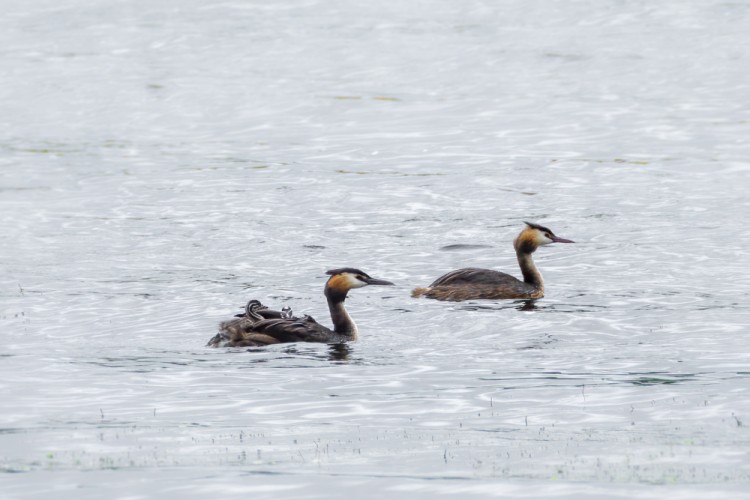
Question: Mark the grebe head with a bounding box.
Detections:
[514,222,574,253]
[324,268,395,300]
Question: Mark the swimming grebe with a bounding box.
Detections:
[411,222,573,301]
[207,268,394,347]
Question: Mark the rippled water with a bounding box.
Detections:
[2,0,750,497]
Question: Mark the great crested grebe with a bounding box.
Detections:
[412,222,574,301]
[207,268,394,347]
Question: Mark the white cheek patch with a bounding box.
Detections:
[533,231,553,246]
[344,273,367,288]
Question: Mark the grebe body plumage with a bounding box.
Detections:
[208,268,393,347]
[412,222,573,301]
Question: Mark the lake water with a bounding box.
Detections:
[1,0,749,498]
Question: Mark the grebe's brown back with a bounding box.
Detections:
[412,222,573,301]
[208,268,394,347]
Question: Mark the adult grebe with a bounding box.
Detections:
[412,222,573,301]
[207,268,394,347]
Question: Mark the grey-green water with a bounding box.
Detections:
[1,0,749,498]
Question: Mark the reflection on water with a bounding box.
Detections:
[459,299,607,313]
[326,343,352,362]
[2,0,750,497]
[244,343,354,363]
[517,300,537,312]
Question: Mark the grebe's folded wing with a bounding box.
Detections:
[240,316,331,344]
[429,267,519,287]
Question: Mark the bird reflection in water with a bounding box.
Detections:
[327,343,351,361]
[252,343,352,362]
[517,299,537,311]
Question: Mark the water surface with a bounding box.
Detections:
[1,0,749,498]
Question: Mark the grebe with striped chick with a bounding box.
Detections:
[208,268,394,347]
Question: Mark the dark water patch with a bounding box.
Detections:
[533,302,608,313]
[627,373,697,386]
[72,356,202,372]
[439,244,493,251]
[496,188,537,196]
[0,467,28,473]
[517,334,558,350]
[0,428,25,434]
[265,295,303,301]
[585,213,618,220]
[478,371,704,388]
[630,377,681,386]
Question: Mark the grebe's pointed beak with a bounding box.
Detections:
[551,235,574,243]
[365,277,395,286]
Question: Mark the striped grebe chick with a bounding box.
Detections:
[412,222,573,301]
[208,268,394,347]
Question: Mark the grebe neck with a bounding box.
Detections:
[516,249,544,291]
[325,291,358,339]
